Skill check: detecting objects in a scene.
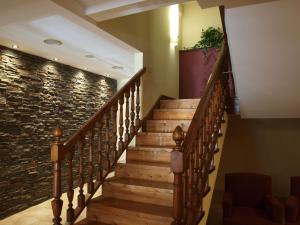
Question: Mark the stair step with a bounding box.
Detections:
[153,109,195,120]
[136,132,175,146]
[87,197,172,225]
[160,98,200,109]
[103,177,173,207]
[75,219,110,225]
[127,146,172,163]
[116,161,173,183]
[146,119,191,132]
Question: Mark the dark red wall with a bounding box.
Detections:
[179,48,218,99]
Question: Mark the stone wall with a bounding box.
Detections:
[0,45,117,219]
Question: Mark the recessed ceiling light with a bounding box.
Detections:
[43,39,63,46]
[12,44,19,49]
[53,58,59,61]
[85,54,95,58]
[112,66,124,70]
[83,67,88,70]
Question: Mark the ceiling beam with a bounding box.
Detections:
[90,0,191,22]
[197,0,279,9]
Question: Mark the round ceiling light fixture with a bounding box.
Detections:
[112,65,124,70]
[85,54,95,59]
[12,44,19,49]
[43,39,63,46]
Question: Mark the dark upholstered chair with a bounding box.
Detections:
[286,177,300,225]
[223,173,284,225]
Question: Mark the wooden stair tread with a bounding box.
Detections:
[106,177,173,190]
[125,160,170,168]
[154,108,196,112]
[90,197,172,217]
[137,132,174,136]
[75,219,110,225]
[128,146,173,152]
[160,99,200,109]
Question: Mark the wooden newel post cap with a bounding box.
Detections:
[53,127,63,142]
[51,126,64,162]
[171,126,184,173]
[173,126,184,146]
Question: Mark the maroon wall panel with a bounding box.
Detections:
[179,48,218,99]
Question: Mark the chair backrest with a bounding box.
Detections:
[225,173,272,208]
[291,176,300,198]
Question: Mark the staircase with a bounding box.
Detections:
[76,99,199,225]
[50,42,231,225]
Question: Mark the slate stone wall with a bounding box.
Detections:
[0,45,117,219]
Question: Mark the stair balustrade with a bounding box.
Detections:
[171,42,230,225]
[50,68,146,225]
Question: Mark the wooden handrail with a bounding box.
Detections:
[64,67,146,152]
[50,68,146,225]
[171,41,230,225]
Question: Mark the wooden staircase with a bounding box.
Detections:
[77,98,200,225]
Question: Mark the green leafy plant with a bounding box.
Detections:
[184,27,224,50]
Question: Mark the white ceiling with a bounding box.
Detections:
[77,0,191,22]
[226,0,300,118]
[0,0,140,80]
[0,0,191,80]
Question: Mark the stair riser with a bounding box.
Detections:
[127,149,170,163]
[116,164,173,183]
[136,134,174,146]
[88,207,172,225]
[103,182,173,207]
[153,110,194,120]
[146,120,191,132]
[160,99,199,109]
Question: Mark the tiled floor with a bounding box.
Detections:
[0,178,107,225]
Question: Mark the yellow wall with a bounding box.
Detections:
[181,1,222,48]
[216,116,300,197]
[98,6,180,115]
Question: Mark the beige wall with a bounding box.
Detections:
[99,6,180,115]
[181,1,222,48]
[226,0,300,118]
[216,115,300,197]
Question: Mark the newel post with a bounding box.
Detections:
[171,126,185,225]
[51,127,64,225]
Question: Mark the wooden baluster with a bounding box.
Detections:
[88,128,95,194]
[66,149,74,223]
[171,126,185,225]
[78,138,85,208]
[97,120,103,182]
[113,104,118,164]
[105,111,111,171]
[203,113,210,195]
[51,127,64,225]
[124,89,130,145]
[135,78,141,130]
[130,84,136,137]
[118,95,124,151]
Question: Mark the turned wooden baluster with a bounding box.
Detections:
[51,127,64,225]
[66,149,74,223]
[88,128,95,194]
[118,95,124,151]
[124,89,130,145]
[97,120,103,182]
[203,113,210,195]
[78,138,85,208]
[104,111,111,171]
[135,78,141,129]
[171,126,185,225]
[130,84,136,137]
[112,104,118,164]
